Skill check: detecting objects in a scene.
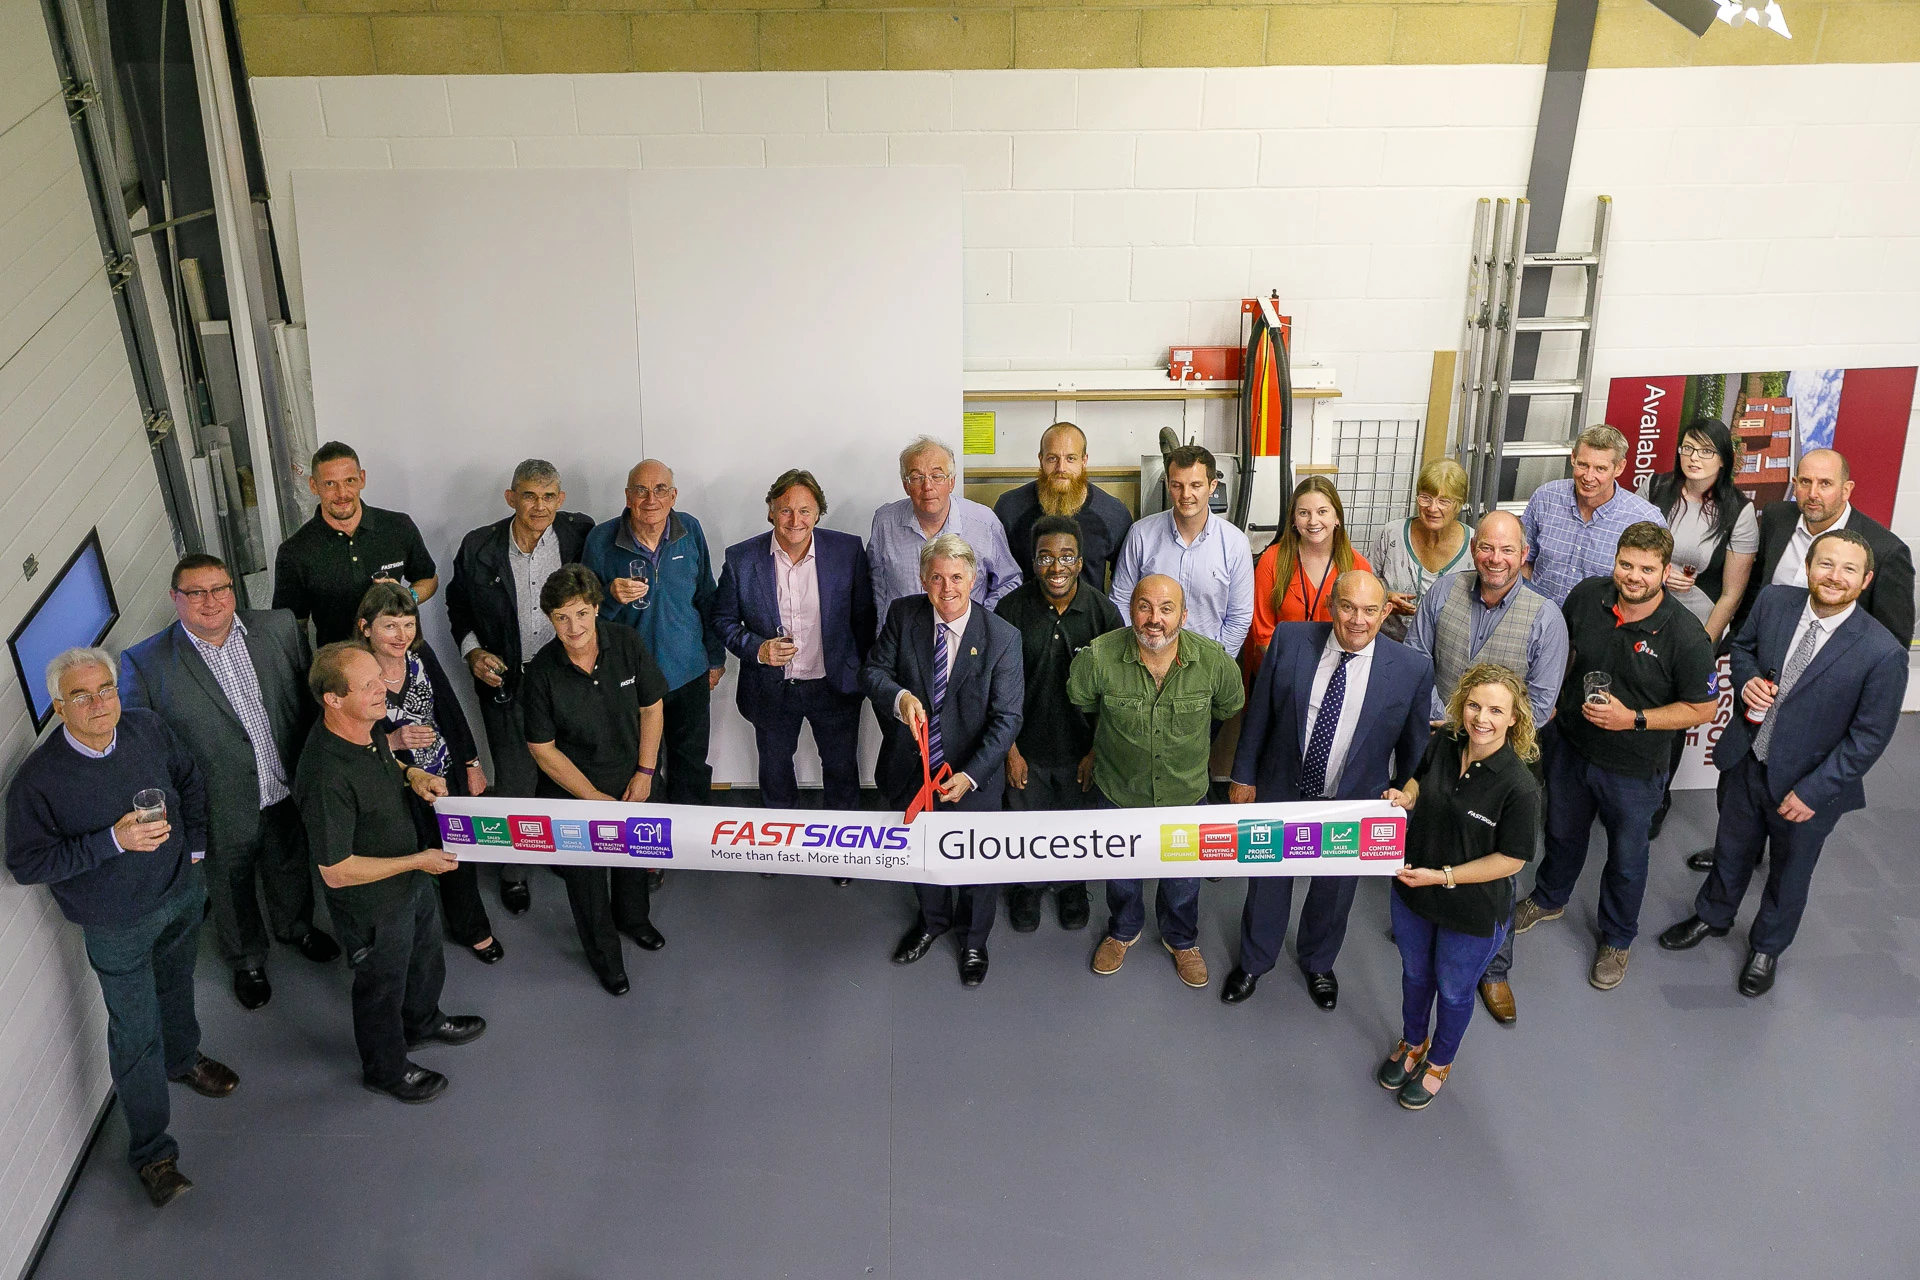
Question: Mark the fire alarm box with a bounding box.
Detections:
[1168,346,1243,382]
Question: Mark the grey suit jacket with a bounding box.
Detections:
[119,610,314,853]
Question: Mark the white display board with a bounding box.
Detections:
[293,165,963,785]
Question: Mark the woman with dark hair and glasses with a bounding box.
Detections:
[1638,417,1756,838]
[355,584,500,964]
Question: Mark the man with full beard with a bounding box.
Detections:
[994,422,1133,593]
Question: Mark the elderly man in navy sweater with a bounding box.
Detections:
[5,647,238,1208]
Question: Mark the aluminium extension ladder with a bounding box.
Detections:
[1455,195,1613,516]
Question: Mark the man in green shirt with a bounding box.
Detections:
[1067,574,1244,988]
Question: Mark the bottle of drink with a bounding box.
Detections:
[1745,668,1779,725]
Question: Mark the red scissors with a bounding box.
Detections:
[903,713,951,824]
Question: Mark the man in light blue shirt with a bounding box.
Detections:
[867,435,1021,621]
[1110,445,1254,656]
[1520,423,1665,606]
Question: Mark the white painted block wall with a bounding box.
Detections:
[0,0,184,1271]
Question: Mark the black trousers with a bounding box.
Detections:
[407,792,493,948]
[1005,761,1090,895]
[561,865,652,983]
[335,875,445,1088]
[205,797,315,970]
[1238,876,1359,976]
[480,692,539,886]
[659,675,714,806]
[752,678,863,810]
[1695,750,1841,955]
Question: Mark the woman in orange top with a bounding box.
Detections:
[1245,475,1371,679]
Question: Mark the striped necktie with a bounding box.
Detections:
[929,622,949,770]
[1752,617,1822,763]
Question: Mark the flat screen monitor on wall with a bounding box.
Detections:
[7,529,121,732]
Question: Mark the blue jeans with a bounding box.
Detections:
[81,877,207,1168]
[1531,733,1665,948]
[1094,788,1202,950]
[1391,892,1507,1068]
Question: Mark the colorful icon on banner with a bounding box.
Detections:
[1359,815,1407,859]
[1237,819,1279,862]
[509,815,556,853]
[625,817,673,859]
[1198,823,1238,860]
[1159,824,1200,861]
[474,816,512,847]
[590,821,627,854]
[553,820,590,852]
[1282,822,1320,858]
[1321,821,1360,857]
[439,814,475,845]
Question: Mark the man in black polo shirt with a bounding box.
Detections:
[993,422,1133,593]
[274,442,438,645]
[296,642,484,1104]
[1513,521,1717,991]
[523,564,669,995]
[994,514,1124,932]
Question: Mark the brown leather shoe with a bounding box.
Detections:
[1590,944,1631,990]
[169,1054,239,1098]
[1165,941,1209,988]
[1091,933,1135,975]
[1478,979,1517,1025]
[138,1157,192,1207]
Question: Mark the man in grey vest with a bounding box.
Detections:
[1406,509,1568,1024]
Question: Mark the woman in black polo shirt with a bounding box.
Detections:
[522,565,669,995]
[1376,662,1541,1111]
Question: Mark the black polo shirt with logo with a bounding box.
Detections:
[293,722,422,930]
[272,504,437,645]
[995,579,1126,766]
[1393,731,1540,937]
[520,622,669,798]
[1555,576,1717,778]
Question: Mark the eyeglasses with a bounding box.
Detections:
[626,484,674,500]
[1035,554,1081,569]
[1677,444,1718,460]
[1415,493,1459,510]
[174,582,236,604]
[61,685,119,710]
[904,471,952,487]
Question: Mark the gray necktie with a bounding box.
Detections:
[1752,618,1822,763]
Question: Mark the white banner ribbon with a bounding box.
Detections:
[434,796,1408,885]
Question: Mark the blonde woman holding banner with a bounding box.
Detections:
[1377,663,1540,1111]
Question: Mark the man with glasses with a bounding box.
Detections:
[583,459,726,811]
[868,435,1021,620]
[8,647,236,1207]
[995,422,1133,592]
[122,554,339,1011]
[445,459,597,914]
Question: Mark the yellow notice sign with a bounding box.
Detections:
[962,411,996,455]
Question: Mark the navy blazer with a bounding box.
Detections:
[1720,584,1907,817]
[119,610,314,854]
[714,529,877,718]
[861,596,1024,811]
[1232,622,1433,802]
[1738,501,1914,646]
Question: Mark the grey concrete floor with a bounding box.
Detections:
[31,719,1920,1280]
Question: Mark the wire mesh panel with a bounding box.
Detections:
[1332,418,1424,551]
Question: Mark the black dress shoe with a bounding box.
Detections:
[959,947,989,987]
[363,1064,448,1104]
[500,880,531,915]
[469,937,505,964]
[1658,915,1729,951]
[409,1014,486,1048]
[1686,850,1716,872]
[1007,886,1042,933]
[169,1054,239,1097]
[892,923,944,965]
[832,878,851,887]
[1739,949,1777,997]
[290,928,341,963]
[138,1157,192,1207]
[1057,884,1090,931]
[233,967,271,1011]
[1220,966,1259,1004]
[599,972,631,996]
[646,869,665,890]
[625,922,666,951]
[1305,970,1339,1011]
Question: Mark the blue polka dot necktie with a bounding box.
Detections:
[1300,651,1355,799]
[929,622,949,771]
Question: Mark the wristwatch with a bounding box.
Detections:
[1633,710,1647,731]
